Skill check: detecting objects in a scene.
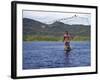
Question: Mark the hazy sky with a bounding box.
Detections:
[23,10,91,25]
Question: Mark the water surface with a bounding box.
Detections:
[23,41,90,69]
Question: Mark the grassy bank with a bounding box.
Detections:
[72,36,90,41]
[23,35,90,41]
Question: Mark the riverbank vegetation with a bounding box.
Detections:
[23,35,90,41]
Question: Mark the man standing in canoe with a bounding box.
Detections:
[63,31,73,51]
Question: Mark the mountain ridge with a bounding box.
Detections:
[23,18,90,37]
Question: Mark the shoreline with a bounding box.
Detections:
[23,41,90,42]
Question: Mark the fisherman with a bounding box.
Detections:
[63,31,73,51]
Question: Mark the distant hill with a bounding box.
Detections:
[23,18,48,35]
[23,18,90,37]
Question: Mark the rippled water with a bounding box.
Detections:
[23,41,90,69]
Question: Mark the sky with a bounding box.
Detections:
[23,10,91,25]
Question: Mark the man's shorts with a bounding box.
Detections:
[64,42,71,51]
[65,42,70,46]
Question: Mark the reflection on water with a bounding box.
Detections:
[23,41,90,69]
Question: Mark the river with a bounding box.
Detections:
[23,41,90,69]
